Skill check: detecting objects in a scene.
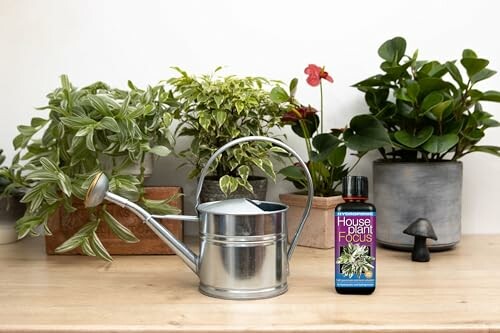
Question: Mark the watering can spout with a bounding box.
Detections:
[85,172,199,274]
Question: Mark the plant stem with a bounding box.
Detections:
[299,119,318,188]
[320,80,324,134]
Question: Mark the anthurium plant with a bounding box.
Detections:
[347,36,500,160]
[10,75,178,261]
[270,65,356,197]
[167,67,286,196]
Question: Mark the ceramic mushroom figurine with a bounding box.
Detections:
[403,218,438,262]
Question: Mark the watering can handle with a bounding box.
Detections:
[194,136,314,261]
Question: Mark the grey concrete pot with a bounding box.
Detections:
[373,160,462,251]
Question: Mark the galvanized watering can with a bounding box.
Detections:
[85,136,313,300]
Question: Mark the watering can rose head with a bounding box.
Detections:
[271,65,353,197]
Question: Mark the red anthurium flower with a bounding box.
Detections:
[282,105,317,123]
[304,64,333,87]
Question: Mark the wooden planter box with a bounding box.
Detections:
[279,193,343,249]
[45,187,183,255]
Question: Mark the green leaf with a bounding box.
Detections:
[98,117,121,133]
[237,165,250,181]
[421,92,444,113]
[219,175,231,196]
[102,209,139,243]
[328,145,347,167]
[31,117,48,128]
[312,133,341,152]
[422,134,459,154]
[90,232,113,262]
[378,36,406,63]
[55,221,96,253]
[480,90,500,102]
[471,68,496,84]
[149,145,170,157]
[344,114,391,152]
[406,80,420,102]
[445,61,465,88]
[394,126,434,148]
[469,145,500,157]
[289,78,298,97]
[142,198,181,215]
[279,165,305,181]
[215,110,227,127]
[270,86,289,103]
[86,128,95,151]
[462,49,478,58]
[60,116,97,128]
[461,58,489,78]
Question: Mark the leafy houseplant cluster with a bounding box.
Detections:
[350,36,500,160]
[336,243,375,278]
[271,65,353,197]
[167,67,285,196]
[11,75,179,261]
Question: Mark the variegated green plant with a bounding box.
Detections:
[336,243,375,278]
[166,67,286,195]
[10,75,178,261]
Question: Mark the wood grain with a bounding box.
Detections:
[1,235,499,332]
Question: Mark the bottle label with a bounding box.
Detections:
[335,211,376,289]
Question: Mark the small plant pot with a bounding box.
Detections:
[279,193,343,249]
[373,160,462,251]
[199,176,267,203]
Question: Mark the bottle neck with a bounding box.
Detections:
[342,196,368,203]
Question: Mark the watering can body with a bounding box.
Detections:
[86,136,313,300]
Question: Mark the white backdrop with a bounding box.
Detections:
[1,0,499,234]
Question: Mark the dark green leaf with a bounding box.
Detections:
[344,114,391,152]
[462,49,478,59]
[480,90,500,102]
[278,165,305,181]
[461,58,489,78]
[470,68,496,84]
[394,126,434,148]
[445,61,465,88]
[289,78,298,97]
[422,134,459,154]
[378,36,406,63]
[469,145,500,157]
[328,145,347,167]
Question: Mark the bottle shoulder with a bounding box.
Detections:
[335,201,376,212]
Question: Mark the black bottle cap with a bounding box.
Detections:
[342,176,368,199]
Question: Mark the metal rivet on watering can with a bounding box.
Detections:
[403,218,438,262]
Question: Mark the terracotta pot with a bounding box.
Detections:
[279,193,343,249]
[45,186,183,255]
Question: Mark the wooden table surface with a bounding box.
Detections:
[1,235,499,333]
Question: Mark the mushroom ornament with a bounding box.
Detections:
[403,218,438,262]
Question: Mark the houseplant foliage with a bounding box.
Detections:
[348,36,500,159]
[167,67,286,196]
[11,75,179,261]
[270,65,353,197]
[336,243,375,278]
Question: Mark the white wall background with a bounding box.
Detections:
[1,0,499,234]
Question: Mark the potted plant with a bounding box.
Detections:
[0,150,26,244]
[167,67,285,202]
[271,65,360,249]
[347,36,500,250]
[11,75,182,260]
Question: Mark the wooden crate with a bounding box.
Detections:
[45,187,183,255]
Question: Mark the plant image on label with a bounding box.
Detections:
[336,243,375,278]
